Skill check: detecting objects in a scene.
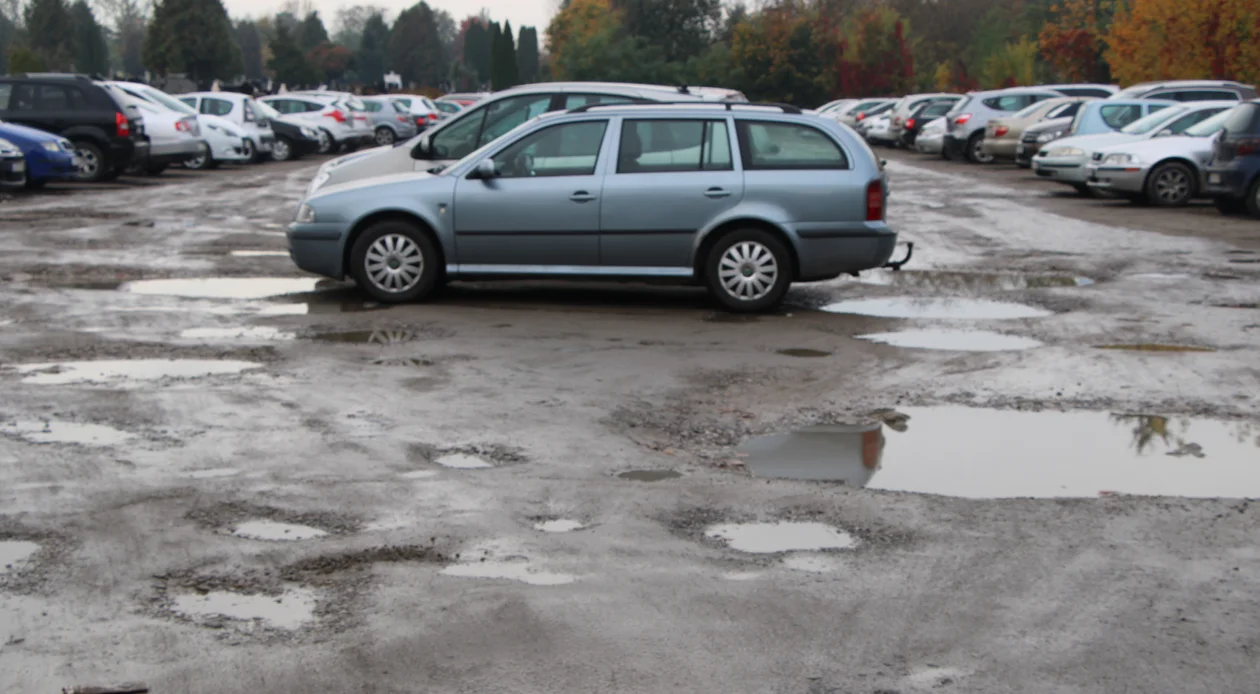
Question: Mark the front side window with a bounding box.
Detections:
[12,84,36,111]
[617,119,732,174]
[430,107,487,159]
[1184,109,1235,137]
[0,83,11,109]
[736,120,848,170]
[1100,104,1144,129]
[490,120,608,178]
[1048,101,1084,120]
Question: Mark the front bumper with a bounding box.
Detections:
[288,222,347,279]
[1201,166,1249,198]
[1086,164,1147,194]
[1015,140,1041,167]
[1033,154,1089,184]
[0,154,26,187]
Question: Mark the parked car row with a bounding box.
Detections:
[840,80,1260,219]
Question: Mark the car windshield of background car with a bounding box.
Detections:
[1121,106,1189,134]
[1183,109,1234,137]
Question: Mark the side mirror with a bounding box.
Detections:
[410,136,430,160]
[470,159,498,180]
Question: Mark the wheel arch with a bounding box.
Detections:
[693,217,802,281]
[342,209,446,280]
[1144,157,1201,195]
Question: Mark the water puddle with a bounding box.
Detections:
[435,453,493,469]
[120,277,322,300]
[179,326,296,341]
[750,406,1260,498]
[1096,344,1216,353]
[307,329,417,345]
[857,329,1043,351]
[398,470,440,480]
[722,571,765,581]
[0,540,40,572]
[848,270,1093,290]
[231,520,328,542]
[170,588,317,629]
[1130,273,1191,281]
[189,468,241,479]
[1,419,134,446]
[617,469,682,482]
[777,348,831,358]
[230,250,289,257]
[821,297,1051,320]
[533,519,585,533]
[705,522,857,553]
[11,359,262,385]
[440,561,577,586]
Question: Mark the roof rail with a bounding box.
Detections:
[567,101,802,115]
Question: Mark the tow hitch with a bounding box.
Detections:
[882,242,914,271]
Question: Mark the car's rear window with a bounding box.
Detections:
[1221,103,1260,135]
[735,120,848,170]
[1099,104,1145,129]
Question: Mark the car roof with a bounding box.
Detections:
[1124,80,1249,90]
[558,102,813,120]
[493,81,743,101]
[184,91,247,101]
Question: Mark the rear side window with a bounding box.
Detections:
[617,119,731,174]
[200,98,233,116]
[1222,104,1260,135]
[1100,104,1142,129]
[922,103,953,118]
[179,97,196,109]
[363,101,382,113]
[38,85,82,109]
[564,94,636,109]
[982,95,1026,111]
[736,120,848,170]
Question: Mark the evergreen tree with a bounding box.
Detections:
[267,21,315,86]
[144,0,241,84]
[69,0,109,75]
[298,11,328,53]
[516,26,539,83]
[388,2,444,87]
[0,11,16,74]
[235,20,263,80]
[462,20,490,86]
[23,0,74,70]
[488,21,503,88]
[495,20,518,88]
[356,12,389,86]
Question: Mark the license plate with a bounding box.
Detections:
[13,161,25,172]
[1208,173,1222,185]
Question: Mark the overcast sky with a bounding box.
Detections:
[221,0,559,35]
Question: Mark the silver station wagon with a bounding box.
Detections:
[288,102,903,312]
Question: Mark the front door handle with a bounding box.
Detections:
[704,187,731,198]
[570,191,597,202]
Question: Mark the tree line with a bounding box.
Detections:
[2,0,542,93]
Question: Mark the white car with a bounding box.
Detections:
[259,93,374,154]
[103,85,203,175]
[106,81,252,170]
[390,94,442,130]
[178,91,276,162]
[916,117,947,154]
[862,114,896,146]
[1085,108,1233,206]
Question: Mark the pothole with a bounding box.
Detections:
[533,519,585,533]
[617,469,683,482]
[844,269,1093,290]
[0,419,135,446]
[0,540,40,573]
[410,443,527,471]
[231,520,328,542]
[820,297,1052,320]
[704,522,858,553]
[1096,343,1216,353]
[435,453,494,469]
[9,359,263,385]
[857,329,1043,351]
[440,560,577,586]
[777,348,831,358]
[170,587,317,630]
[179,327,296,341]
[119,277,324,300]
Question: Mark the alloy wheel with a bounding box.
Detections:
[718,241,779,301]
[317,130,333,154]
[272,139,291,161]
[375,128,396,146]
[76,148,98,179]
[1153,168,1190,204]
[364,234,424,294]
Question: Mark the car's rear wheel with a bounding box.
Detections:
[375,126,396,146]
[965,132,993,164]
[705,229,792,313]
[72,140,107,182]
[316,129,334,154]
[350,221,441,303]
[1145,162,1194,207]
[270,137,293,162]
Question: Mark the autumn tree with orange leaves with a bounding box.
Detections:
[1037,0,1116,83]
[1105,0,1260,86]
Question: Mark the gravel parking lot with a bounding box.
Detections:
[2,155,1258,693]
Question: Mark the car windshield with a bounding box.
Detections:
[436,114,553,175]
[1120,106,1188,134]
[1183,109,1233,137]
[255,100,281,119]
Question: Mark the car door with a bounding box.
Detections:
[599,117,742,269]
[452,118,611,269]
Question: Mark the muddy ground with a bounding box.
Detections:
[1,151,1258,693]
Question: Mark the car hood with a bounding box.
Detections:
[321,142,449,189]
[309,169,444,203]
[1049,132,1140,152]
[1094,135,1214,160]
[0,121,63,144]
[1025,116,1073,135]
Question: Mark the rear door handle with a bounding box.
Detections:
[704,187,731,198]
[570,191,597,202]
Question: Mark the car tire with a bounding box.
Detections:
[1214,197,1246,215]
[72,140,107,183]
[1246,177,1260,218]
[270,137,294,162]
[242,139,260,164]
[375,126,396,146]
[316,129,334,154]
[704,229,793,313]
[349,221,441,303]
[1145,162,1195,207]
[25,178,47,190]
[965,132,993,164]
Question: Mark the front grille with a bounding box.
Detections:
[1022,132,1038,143]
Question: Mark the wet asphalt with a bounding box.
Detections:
[1,152,1258,693]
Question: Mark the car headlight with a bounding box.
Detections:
[1047,146,1083,157]
[306,171,331,196]
[41,141,61,152]
[1102,153,1139,166]
[0,138,20,156]
[300,126,319,139]
[1036,130,1064,143]
[294,203,316,224]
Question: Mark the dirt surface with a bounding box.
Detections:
[1,154,1258,693]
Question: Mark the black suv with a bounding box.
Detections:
[0,73,148,182]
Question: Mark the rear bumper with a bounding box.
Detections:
[150,140,205,164]
[1201,166,1250,198]
[790,224,898,280]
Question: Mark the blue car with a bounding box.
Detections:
[0,121,79,189]
[1203,100,1260,217]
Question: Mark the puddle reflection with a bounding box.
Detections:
[821,297,1052,320]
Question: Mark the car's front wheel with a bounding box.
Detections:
[349,221,441,303]
[1145,162,1195,207]
[705,229,792,313]
[316,129,334,154]
[270,137,293,162]
[375,126,396,146]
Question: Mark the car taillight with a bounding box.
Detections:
[175,120,190,132]
[115,111,130,137]
[1237,138,1260,156]
[325,109,347,123]
[397,115,408,123]
[865,180,884,222]
[905,118,916,129]
[856,112,867,121]
[995,125,1009,137]
[954,113,972,126]
[427,113,438,123]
